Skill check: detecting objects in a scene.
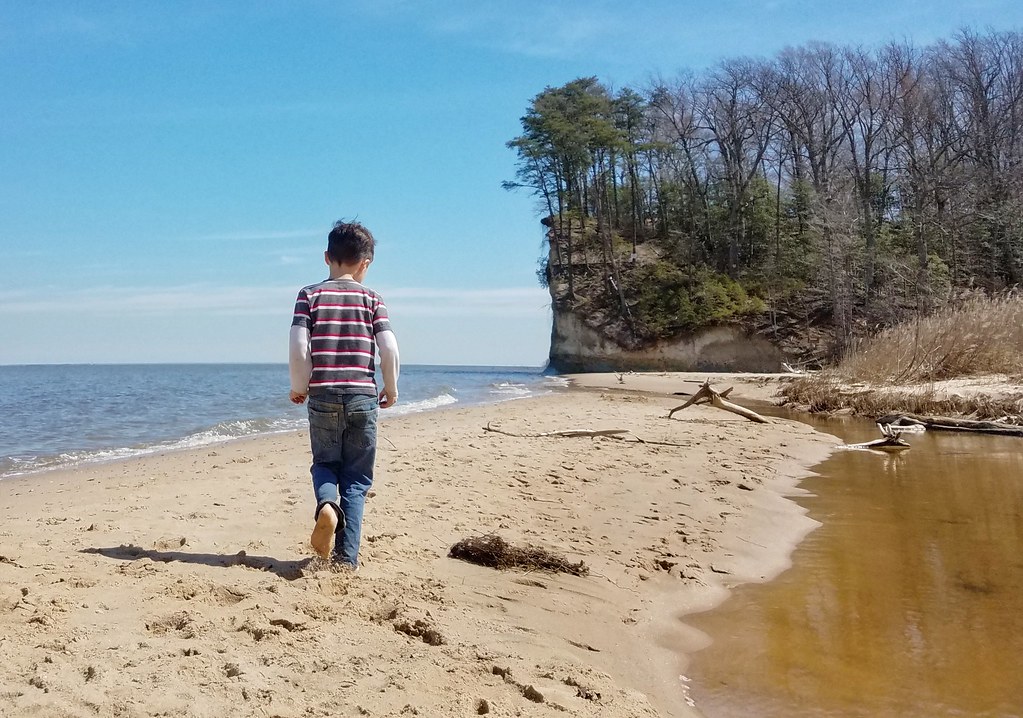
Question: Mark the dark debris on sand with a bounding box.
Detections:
[448,534,589,576]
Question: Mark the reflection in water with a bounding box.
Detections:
[686,414,1023,717]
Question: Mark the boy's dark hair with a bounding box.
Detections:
[327,221,375,264]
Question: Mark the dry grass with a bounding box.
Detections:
[781,294,1023,418]
[782,376,1023,418]
[840,293,1023,383]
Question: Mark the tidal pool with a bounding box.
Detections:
[685,412,1023,717]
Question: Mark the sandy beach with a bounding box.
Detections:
[0,376,837,717]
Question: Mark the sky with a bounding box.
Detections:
[2,1,1022,366]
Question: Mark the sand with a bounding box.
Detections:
[0,376,838,717]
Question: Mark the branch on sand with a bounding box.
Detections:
[481,423,690,448]
[483,425,629,439]
[668,380,769,424]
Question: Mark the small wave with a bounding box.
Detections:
[174,417,303,446]
[0,416,305,479]
[388,393,458,417]
[489,382,533,397]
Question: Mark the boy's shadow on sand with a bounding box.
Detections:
[81,544,311,580]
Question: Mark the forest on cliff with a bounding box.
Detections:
[506,29,1023,364]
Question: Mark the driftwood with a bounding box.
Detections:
[481,424,690,448]
[483,424,630,439]
[846,423,912,452]
[876,413,1023,437]
[672,387,734,399]
[668,380,769,424]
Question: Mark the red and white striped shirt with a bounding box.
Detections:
[292,278,392,395]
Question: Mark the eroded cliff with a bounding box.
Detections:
[549,306,787,373]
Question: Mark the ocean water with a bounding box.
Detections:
[0,364,562,479]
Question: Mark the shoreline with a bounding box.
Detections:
[0,364,562,482]
[0,378,838,717]
[0,386,560,483]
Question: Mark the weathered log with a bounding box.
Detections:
[668,380,768,424]
[877,413,1023,437]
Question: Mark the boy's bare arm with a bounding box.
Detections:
[289,325,312,403]
[377,330,400,409]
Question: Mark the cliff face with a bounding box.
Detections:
[540,219,813,373]
[549,309,787,373]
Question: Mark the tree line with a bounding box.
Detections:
[506,29,1023,349]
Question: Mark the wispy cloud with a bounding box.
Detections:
[383,286,550,317]
[383,287,544,301]
[16,98,349,130]
[0,284,296,317]
[0,247,47,259]
[39,11,122,43]
[426,2,615,58]
[348,0,621,59]
[0,284,550,319]
[188,229,322,242]
[353,0,1023,70]
[3,6,154,50]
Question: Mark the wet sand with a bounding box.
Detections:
[0,380,836,717]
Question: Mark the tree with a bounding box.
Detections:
[504,28,1023,355]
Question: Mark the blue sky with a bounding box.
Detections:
[2,1,1022,366]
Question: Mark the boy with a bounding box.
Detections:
[289,220,399,569]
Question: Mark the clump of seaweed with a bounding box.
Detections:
[448,534,588,576]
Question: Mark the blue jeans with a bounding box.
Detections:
[306,393,378,567]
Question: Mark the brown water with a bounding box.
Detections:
[685,413,1023,718]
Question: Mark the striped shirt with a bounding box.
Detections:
[292,278,392,395]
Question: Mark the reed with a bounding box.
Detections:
[781,294,1023,418]
[782,378,1023,418]
[839,294,1023,383]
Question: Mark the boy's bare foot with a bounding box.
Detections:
[310,505,339,558]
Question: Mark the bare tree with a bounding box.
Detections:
[695,58,777,276]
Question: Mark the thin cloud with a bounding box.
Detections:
[0,284,297,317]
[348,0,620,59]
[39,11,121,43]
[188,229,322,242]
[0,248,47,259]
[382,287,544,301]
[382,286,550,317]
[18,100,346,130]
[0,284,550,318]
[428,3,613,58]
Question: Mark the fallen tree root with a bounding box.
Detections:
[877,413,1023,437]
[668,380,769,424]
